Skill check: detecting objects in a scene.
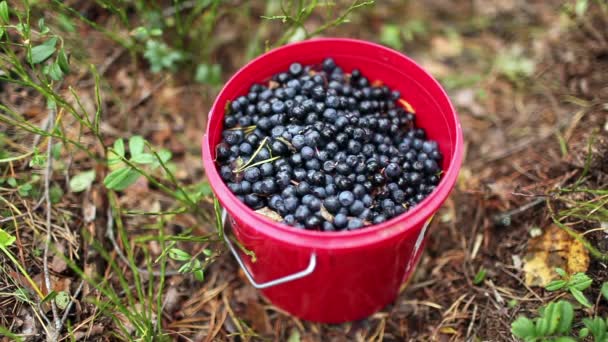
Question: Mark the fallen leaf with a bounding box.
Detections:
[51,254,67,273]
[523,224,589,287]
[255,207,283,222]
[245,300,271,334]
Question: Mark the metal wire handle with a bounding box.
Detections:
[222,210,317,289]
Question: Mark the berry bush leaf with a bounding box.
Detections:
[601,282,608,302]
[555,300,574,334]
[569,272,592,291]
[193,268,204,281]
[55,291,70,310]
[31,37,57,64]
[546,279,567,291]
[570,287,593,308]
[108,139,125,166]
[69,170,96,192]
[583,317,607,341]
[0,228,16,248]
[128,135,145,158]
[0,1,9,24]
[555,267,567,278]
[131,153,155,165]
[195,63,222,85]
[168,248,190,261]
[473,268,486,285]
[511,316,536,339]
[57,49,70,73]
[46,61,64,81]
[103,167,140,191]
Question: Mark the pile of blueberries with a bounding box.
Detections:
[215,58,442,231]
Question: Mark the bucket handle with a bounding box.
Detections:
[222,210,317,289]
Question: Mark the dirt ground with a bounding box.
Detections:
[1,0,607,341]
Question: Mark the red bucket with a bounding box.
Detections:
[202,38,463,323]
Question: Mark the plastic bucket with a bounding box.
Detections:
[202,38,463,323]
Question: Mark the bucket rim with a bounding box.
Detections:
[201,38,463,248]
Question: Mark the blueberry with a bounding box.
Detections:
[349,200,365,216]
[334,213,348,229]
[220,165,233,182]
[289,62,303,76]
[260,178,277,194]
[353,184,366,198]
[272,100,286,114]
[295,205,311,222]
[323,57,336,72]
[216,142,231,160]
[243,167,261,182]
[347,218,363,230]
[296,181,310,196]
[305,215,321,228]
[301,146,315,160]
[245,194,263,209]
[385,163,402,179]
[323,221,336,231]
[338,191,355,207]
[292,135,306,150]
[284,196,299,213]
[373,215,386,224]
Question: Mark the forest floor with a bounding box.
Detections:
[0,0,607,341]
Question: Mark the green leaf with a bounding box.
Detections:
[113,139,125,158]
[579,327,589,339]
[178,262,191,273]
[570,287,593,308]
[151,149,172,169]
[575,0,589,16]
[131,153,155,165]
[546,280,567,291]
[41,291,58,304]
[49,184,63,204]
[69,170,96,192]
[511,316,536,339]
[473,268,486,285]
[46,61,64,81]
[555,267,567,278]
[0,1,8,24]
[552,338,576,342]
[38,18,49,34]
[168,248,190,261]
[7,177,16,187]
[569,272,592,291]
[31,37,57,64]
[0,228,16,247]
[202,248,212,257]
[601,282,608,302]
[29,148,47,168]
[55,291,70,310]
[583,317,606,341]
[543,301,559,335]
[108,139,125,166]
[555,300,574,334]
[287,329,301,342]
[18,183,32,196]
[57,49,70,73]
[380,24,403,50]
[195,63,222,85]
[193,268,204,281]
[128,135,145,158]
[103,167,140,191]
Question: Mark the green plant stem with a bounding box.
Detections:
[553,218,608,262]
[0,245,44,299]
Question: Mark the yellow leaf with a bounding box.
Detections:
[523,224,589,287]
